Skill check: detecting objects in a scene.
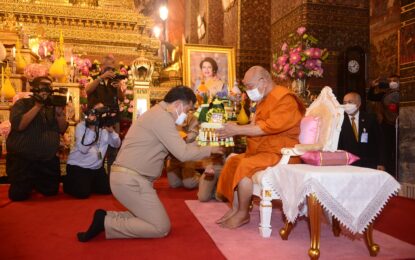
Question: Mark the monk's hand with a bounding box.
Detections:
[217,122,239,138]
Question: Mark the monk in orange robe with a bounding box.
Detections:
[216,66,305,229]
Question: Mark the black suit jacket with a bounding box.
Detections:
[338,112,385,169]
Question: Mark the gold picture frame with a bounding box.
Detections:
[182,44,235,95]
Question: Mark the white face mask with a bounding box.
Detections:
[389,81,399,90]
[343,103,358,115]
[246,87,263,101]
[175,103,187,125]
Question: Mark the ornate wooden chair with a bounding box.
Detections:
[252,87,400,260]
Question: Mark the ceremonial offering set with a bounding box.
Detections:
[195,99,235,147]
[197,122,234,147]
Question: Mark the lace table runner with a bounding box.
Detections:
[263,164,400,234]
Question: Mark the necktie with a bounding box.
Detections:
[351,116,358,142]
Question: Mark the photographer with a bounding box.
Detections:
[85,55,125,109]
[85,54,125,174]
[6,76,68,201]
[63,103,121,199]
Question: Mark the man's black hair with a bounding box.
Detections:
[163,85,196,105]
[30,76,53,88]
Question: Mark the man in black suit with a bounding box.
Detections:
[338,92,385,170]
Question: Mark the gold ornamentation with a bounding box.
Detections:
[307,194,321,260]
[264,190,272,197]
[131,51,154,82]
[364,223,380,256]
[0,0,160,59]
[279,221,293,240]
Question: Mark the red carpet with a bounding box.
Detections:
[0,180,225,260]
[0,178,415,259]
[186,200,415,260]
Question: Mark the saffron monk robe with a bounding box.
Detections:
[215,66,305,229]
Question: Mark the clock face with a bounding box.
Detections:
[348,59,360,73]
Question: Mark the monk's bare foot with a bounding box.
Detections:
[215,208,237,224]
[220,211,250,229]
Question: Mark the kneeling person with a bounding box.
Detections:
[63,103,121,199]
[6,76,68,201]
[77,86,223,242]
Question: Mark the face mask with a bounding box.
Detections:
[389,81,399,90]
[343,103,357,115]
[246,87,264,101]
[175,104,187,125]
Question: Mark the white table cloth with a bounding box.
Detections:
[264,164,400,234]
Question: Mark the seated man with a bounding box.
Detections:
[63,103,121,198]
[338,92,385,170]
[6,76,68,201]
[216,66,305,228]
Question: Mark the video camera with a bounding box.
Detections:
[85,106,119,128]
[102,67,128,81]
[32,87,68,107]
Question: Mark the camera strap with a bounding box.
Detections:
[81,125,99,146]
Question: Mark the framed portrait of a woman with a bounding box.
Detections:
[182,44,235,99]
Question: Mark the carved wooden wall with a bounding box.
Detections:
[237,0,271,78]
[369,0,400,81]
[205,0,224,45]
[271,0,370,95]
[400,0,415,103]
[186,0,271,79]
[185,0,199,43]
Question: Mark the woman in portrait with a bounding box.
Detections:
[194,57,227,99]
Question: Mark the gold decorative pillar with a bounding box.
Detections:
[131,54,154,121]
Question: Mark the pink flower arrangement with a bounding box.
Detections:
[74,56,92,77]
[0,120,11,138]
[38,41,55,61]
[273,26,328,80]
[119,76,134,120]
[23,63,49,82]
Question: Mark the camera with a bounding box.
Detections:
[32,87,68,107]
[113,74,128,81]
[102,67,128,81]
[85,106,119,128]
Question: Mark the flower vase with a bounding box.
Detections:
[237,101,249,125]
[293,78,311,107]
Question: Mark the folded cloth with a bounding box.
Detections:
[300,150,359,166]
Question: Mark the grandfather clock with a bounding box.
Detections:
[338,46,367,109]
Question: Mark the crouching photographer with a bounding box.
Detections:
[86,55,126,175]
[63,103,121,199]
[6,76,68,201]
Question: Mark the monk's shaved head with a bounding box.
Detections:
[243,66,272,87]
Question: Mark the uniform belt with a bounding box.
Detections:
[111,165,153,181]
[111,165,140,175]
